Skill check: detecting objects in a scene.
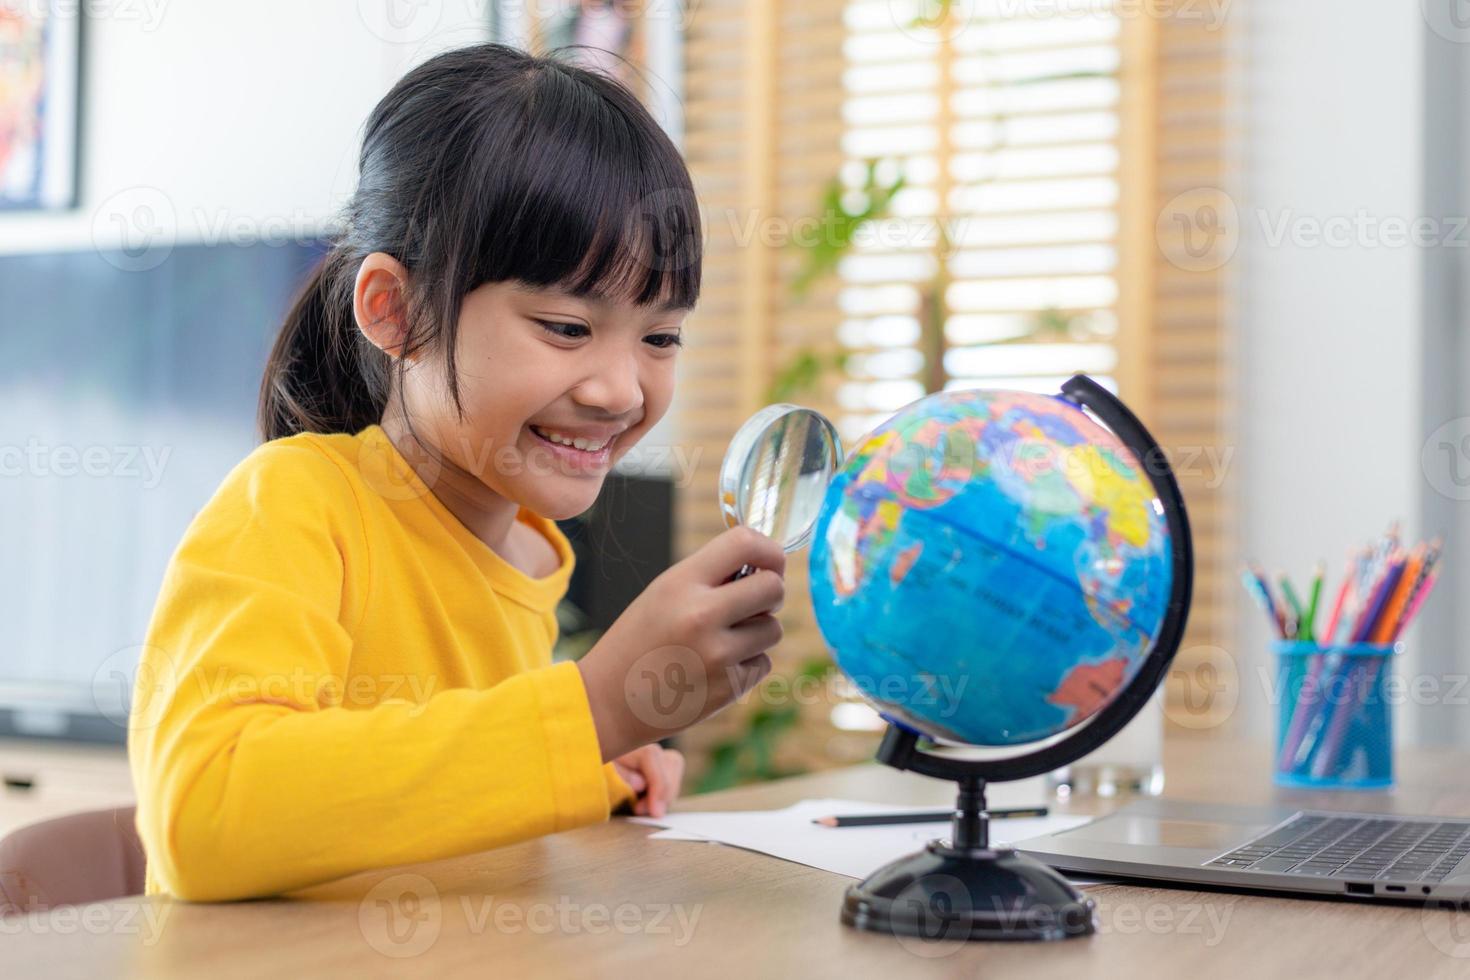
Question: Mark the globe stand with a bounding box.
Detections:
[841,727,1096,942]
[837,374,1195,944]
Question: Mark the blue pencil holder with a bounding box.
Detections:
[1272,641,1400,790]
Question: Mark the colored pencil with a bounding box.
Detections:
[1301,563,1325,643]
[1395,566,1441,636]
[1312,554,1409,776]
[1318,554,1356,646]
[1250,564,1287,637]
[1371,546,1423,645]
[1279,573,1307,638]
[1351,554,1404,644]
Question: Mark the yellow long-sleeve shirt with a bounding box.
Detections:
[128,422,635,901]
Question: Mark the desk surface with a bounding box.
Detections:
[9,733,1470,978]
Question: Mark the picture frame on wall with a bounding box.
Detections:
[490,0,685,147]
[0,1,81,211]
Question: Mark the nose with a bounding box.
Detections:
[572,348,644,419]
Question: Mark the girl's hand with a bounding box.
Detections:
[612,744,685,818]
[577,526,786,760]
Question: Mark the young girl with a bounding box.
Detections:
[128,43,786,902]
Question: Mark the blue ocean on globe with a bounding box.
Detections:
[808,387,1173,747]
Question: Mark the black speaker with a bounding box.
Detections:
[556,473,675,630]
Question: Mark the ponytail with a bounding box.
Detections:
[257,248,389,443]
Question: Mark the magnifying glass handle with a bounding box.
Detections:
[726,563,757,583]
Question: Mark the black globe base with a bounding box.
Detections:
[842,841,1096,942]
[839,760,1095,942]
[846,728,1105,940]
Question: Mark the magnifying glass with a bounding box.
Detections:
[718,403,844,580]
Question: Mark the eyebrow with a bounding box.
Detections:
[509,281,693,315]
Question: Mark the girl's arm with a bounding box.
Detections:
[128,441,622,901]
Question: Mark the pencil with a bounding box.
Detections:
[1319,559,1355,646]
[1302,555,1406,775]
[1352,555,1404,643]
[812,806,1049,827]
[1278,572,1305,639]
[1301,563,1325,643]
[1279,562,1339,772]
[1394,568,1441,637]
[1248,564,1287,637]
[1240,567,1284,638]
[1371,546,1422,645]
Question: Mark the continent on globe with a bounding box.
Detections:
[809,387,1173,747]
[1046,657,1128,727]
[889,542,923,586]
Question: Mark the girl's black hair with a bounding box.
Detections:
[258,42,702,442]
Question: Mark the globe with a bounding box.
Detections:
[808,387,1174,747]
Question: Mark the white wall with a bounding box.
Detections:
[1419,14,1470,748]
[0,3,495,257]
[1234,2,1429,743]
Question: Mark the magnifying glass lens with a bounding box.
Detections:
[718,405,843,579]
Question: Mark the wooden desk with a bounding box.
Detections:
[9,733,1470,978]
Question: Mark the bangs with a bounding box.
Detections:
[466,60,702,311]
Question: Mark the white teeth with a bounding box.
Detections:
[533,426,608,452]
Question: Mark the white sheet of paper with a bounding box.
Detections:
[629,797,1095,882]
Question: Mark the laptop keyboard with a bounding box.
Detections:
[1205,813,1470,882]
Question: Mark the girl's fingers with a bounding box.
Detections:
[651,748,685,818]
[615,746,684,819]
[714,569,786,626]
[641,749,671,818]
[689,527,787,586]
[618,764,648,794]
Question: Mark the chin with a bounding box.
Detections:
[524,480,604,522]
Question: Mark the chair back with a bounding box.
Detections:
[0,806,146,915]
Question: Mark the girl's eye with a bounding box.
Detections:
[536,320,589,340]
[537,319,683,351]
[646,333,684,350]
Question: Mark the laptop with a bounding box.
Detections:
[1016,798,1470,903]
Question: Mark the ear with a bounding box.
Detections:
[354,252,414,360]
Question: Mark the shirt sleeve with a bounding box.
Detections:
[604,762,639,814]
[128,441,615,902]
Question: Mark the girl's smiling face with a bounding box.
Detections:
[357,254,687,530]
[444,279,687,519]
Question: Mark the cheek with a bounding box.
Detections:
[623,362,675,442]
[645,361,677,418]
[454,337,554,426]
